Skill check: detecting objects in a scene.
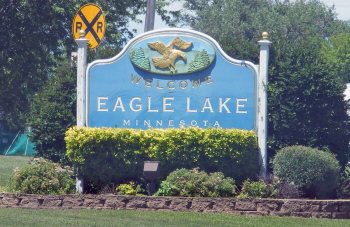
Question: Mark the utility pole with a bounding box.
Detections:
[144,0,156,32]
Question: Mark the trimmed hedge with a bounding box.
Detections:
[272,145,341,199]
[65,126,259,192]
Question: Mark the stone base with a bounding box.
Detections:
[0,193,349,219]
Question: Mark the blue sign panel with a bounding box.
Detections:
[86,29,257,130]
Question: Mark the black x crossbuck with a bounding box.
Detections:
[77,9,103,44]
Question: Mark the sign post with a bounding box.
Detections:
[75,30,89,129]
[74,30,89,193]
[72,4,106,192]
[258,32,272,177]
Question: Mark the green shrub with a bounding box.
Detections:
[115,182,143,196]
[237,179,277,198]
[337,166,350,199]
[65,126,259,193]
[154,168,236,197]
[154,181,178,196]
[9,158,76,194]
[272,145,340,199]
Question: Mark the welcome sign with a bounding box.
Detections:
[86,29,258,130]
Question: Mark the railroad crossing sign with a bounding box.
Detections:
[72,4,105,49]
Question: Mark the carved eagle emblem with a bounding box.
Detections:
[148,37,192,73]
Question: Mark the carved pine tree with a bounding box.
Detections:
[188,49,210,72]
[141,56,151,71]
[132,47,146,68]
[200,49,210,67]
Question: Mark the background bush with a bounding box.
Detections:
[65,126,259,193]
[27,61,77,164]
[237,179,277,198]
[154,168,236,197]
[272,145,340,199]
[338,166,350,199]
[9,158,76,194]
[115,182,143,196]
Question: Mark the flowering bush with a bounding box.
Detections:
[115,182,143,195]
[154,168,236,197]
[9,158,76,194]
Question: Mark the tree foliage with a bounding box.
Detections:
[173,0,350,166]
[0,0,175,132]
[173,0,349,61]
[319,33,350,83]
[27,44,123,163]
[27,61,77,163]
[268,35,349,167]
[3,0,176,162]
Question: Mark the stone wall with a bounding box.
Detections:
[1,193,350,219]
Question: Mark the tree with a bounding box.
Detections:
[16,0,177,162]
[173,0,349,60]
[27,61,77,163]
[2,0,178,163]
[0,0,176,132]
[132,47,148,68]
[172,0,350,166]
[268,35,349,167]
[27,45,123,163]
[319,33,350,83]
[188,49,210,72]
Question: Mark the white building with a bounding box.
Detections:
[345,84,350,116]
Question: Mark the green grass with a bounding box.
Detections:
[0,208,349,227]
[0,155,29,191]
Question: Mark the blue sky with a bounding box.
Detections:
[322,0,350,21]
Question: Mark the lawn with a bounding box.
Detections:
[0,208,350,227]
[0,155,29,191]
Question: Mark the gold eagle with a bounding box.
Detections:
[148,37,192,73]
